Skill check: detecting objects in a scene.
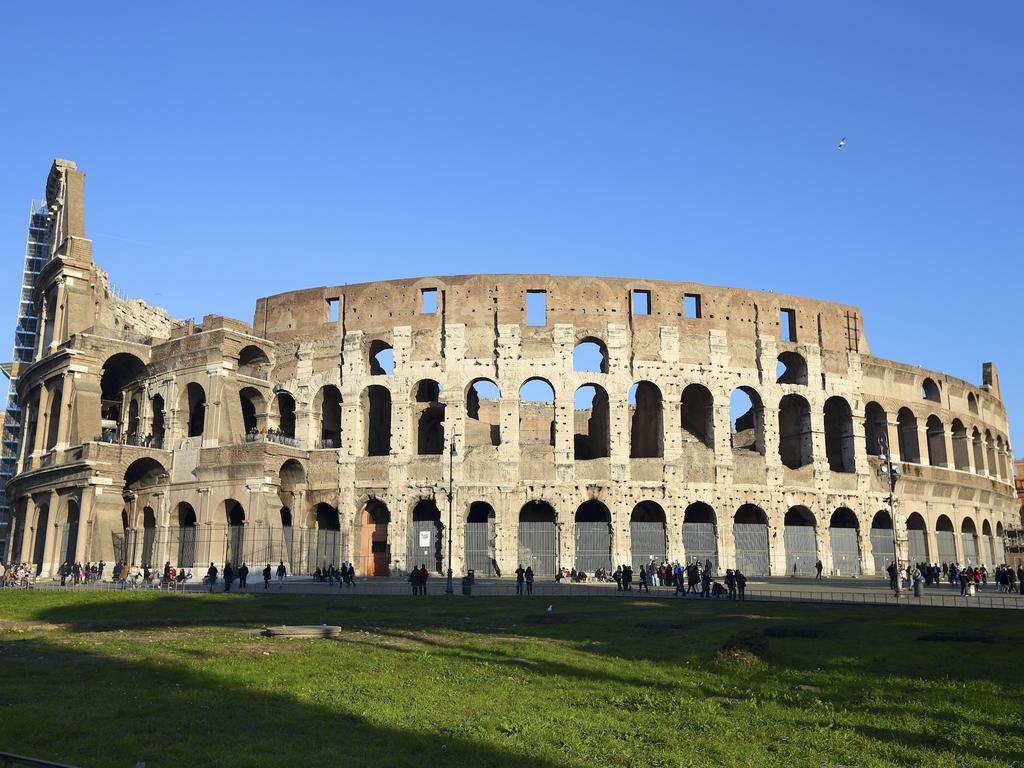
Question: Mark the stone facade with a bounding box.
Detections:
[5,160,1019,579]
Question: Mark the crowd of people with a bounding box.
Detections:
[313,562,359,588]
[885,560,1024,596]
[550,559,749,599]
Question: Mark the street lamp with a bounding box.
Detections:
[876,433,902,597]
[444,432,457,595]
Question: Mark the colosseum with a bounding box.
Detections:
[2,160,1018,580]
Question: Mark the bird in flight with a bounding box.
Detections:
[837,137,846,149]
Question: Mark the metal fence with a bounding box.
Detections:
[574,521,612,572]
[733,523,769,576]
[407,520,444,573]
[783,524,817,576]
[936,530,957,563]
[829,527,861,576]
[630,521,666,572]
[517,521,557,576]
[683,522,718,569]
[464,521,496,576]
[870,528,894,573]
[908,529,929,563]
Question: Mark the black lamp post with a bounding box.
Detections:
[877,433,902,597]
[445,433,456,595]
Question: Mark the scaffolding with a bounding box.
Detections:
[0,201,51,557]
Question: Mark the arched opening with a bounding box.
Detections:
[61,499,80,567]
[776,351,808,385]
[683,502,718,569]
[314,503,342,570]
[783,506,817,576]
[960,518,979,565]
[520,378,555,447]
[630,501,666,572]
[408,499,443,573]
[995,522,1006,564]
[730,387,764,454]
[972,427,985,474]
[150,394,165,446]
[239,387,265,435]
[100,353,147,440]
[464,501,496,576]
[864,402,888,456]
[466,379,501,447]
[778,394,812,469]
[127,398,140,441]
[935,515,956,564]
[733,504,769,576]
[123,458,167,566]
[238,345,271,379]
[413,380,445,455]
[985,430,997,480]
[315,385,343,448]
[177,502,197,569]
[278,506,295,567]
[925,415,947,467]
[141,506,157,568]
[358,499,391,576]
[45,385,63,450]
[680,384,714,449]
[828,507,860,576]
[896,408,920,464]
[629,381,663,458]
[574,384,610,460]
[518,500,557,577]
[906,512,929,564]
[870,510,895,573]
[967,392,978,414]
[32,505,49,576]
[824,396,855,473]
[272,391,296,438]
[184,383,206,438]
[981,519,994,566]
[573,338,609,373]
[574,500,612,573]
[951,419,970,471]
[369,340,394,376]
[23,387,40,456]
[922,378,941,402]
[362,385,392,456]
[996,436,1008,481]
[224,499,246,567]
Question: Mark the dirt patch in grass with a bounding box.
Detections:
[918,631,994,644]
[717,632,768,664]
[762,625,823,639]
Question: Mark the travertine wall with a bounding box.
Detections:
[4,160,1018,579]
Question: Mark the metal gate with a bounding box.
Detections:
[829,527,860,576]
[314,529,344,570]
[870,527,894,573]
[961,533,979,565]
[683,522,718,570]
[979,534,991,567]
[112,531,128,565]
[464,521,495,576]
[178,526,197,568]
[994,536,1005,565]
[630,521,666,572]
[61,522,78,565]
[518,521,557,577]
[574,522,612,572]
[733,523,769,576]
[936,530,957,563]
[907,529,929,564]
[784,525,817,576]
[227,524,245,566]
[141,524,157,567]
[409,520,443,573]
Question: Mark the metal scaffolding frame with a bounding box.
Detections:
[0,201,51,557]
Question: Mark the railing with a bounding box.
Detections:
[244,433,301,448]
[0,752,81,768]
[92,434,164,449]
[316,438,339,449]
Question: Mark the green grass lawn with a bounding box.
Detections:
[1,592,1022,768]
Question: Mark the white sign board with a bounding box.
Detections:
[419,530,431,547]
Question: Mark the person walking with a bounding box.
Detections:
[637,564,649,594]
[613,565,623,591]
[223,562,234,592]
[525,566,534,595]
[207,562,218,593]
[815,559,824,580]
[238,562,249,589]
[418,564,429,595]
[263,564,272,589]
[410,566,420,595]
[736,569,747,600]
[623,564,633,592]
[276,561,287,588]
[515,564,525,595]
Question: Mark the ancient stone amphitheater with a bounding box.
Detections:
[4,160,1017,580]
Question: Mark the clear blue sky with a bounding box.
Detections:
[1,4,1020,450]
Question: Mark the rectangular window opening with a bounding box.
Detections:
[633,290,651,316]
[780,308,797,342]
[526,290,547,326]
[420,287,438,314]
[684,293,702,319]
[326,297,340,323]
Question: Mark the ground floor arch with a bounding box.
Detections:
[733,504,769,576]
[408,499,444,574]
[828,507,860,576]
[783,506,817,576]
[935,515,957,563]
[574,500,612,573]
[629,501,666,572]
[465,501,496,576]
[60,499,81,568]
[518,501,557,577]
[683,501,718,570]
[358,499,391,577]
[906,513,930,564]
[870,510,895,574]
[314,503,343,571]
[960,518,979,565]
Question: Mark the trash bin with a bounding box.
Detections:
[913,579,923,597]
[466,569,475,583]
[461,577,472,596]
[968,582,976,597]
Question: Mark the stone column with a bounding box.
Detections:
[55,371,74,449]
[74,486,96,566]
[49,278,67,354]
